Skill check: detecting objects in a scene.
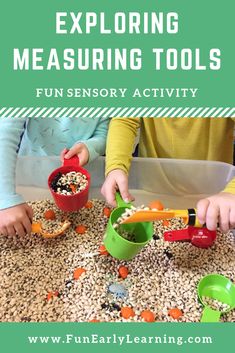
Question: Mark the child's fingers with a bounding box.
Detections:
[6,226,16,237]
[117,176,128,200]
[26,205,33,222]
[77,149,89,166]
[118,179,134,204]
[100,173,118,207]
[196,198,209,225]
[219,205,230,233]
[60,148,68,162]
[205,204,219,231]
[0,227,8,236]
[229,208,235,229]
[105,183,118,207]
[14,222,26,237]
[64,149,75,159]
[120,191,135,204]
[77,153,86,166]
[23,217,32,235]
[64,144,83,159]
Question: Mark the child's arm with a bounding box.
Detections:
[101,118,140,206]
[197,179,235,232]
[0,118,27,209]
[0,118,33,236]
[105,117,140,175]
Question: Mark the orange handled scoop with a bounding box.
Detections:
[121,210,176,223]
[121,208,202,227]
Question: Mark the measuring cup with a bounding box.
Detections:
[104,193,153,260]
[198,274,235,322]
[48,155,90,212]
[164,226,216,248]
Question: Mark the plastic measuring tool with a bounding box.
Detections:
[104,193,153,260]
[48,155,90,212]
[198,274,235,322]
[121,207,202,227]
[31,220,71,239]
[164,226,216,248]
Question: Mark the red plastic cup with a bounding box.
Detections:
[48,156,90,212]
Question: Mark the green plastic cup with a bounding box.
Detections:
[198,274,235,322]
[104,193,153,260]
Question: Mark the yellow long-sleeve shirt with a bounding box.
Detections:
[105,117,235,193]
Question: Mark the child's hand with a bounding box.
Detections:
[197,192,235,232]
[60,143,89,166]
[101,169,134,207]
[0,203,33,236]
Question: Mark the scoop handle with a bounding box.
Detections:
[201,306,221,322]
[63,155,80,167]
[173,209,202,227]
[115,192,132,208]
[164,228,191,241]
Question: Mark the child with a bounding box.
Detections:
[101,117,235,232]
[0,116,109,236]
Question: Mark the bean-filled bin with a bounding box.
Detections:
[1,157,233,323]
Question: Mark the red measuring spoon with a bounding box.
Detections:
[164,226,216,248]
[48,155,90,212]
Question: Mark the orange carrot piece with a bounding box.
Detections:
[47,292,54,301]
[148,200,164,210]
[162,220,170,227]
[168,308,183,320]
[118,266,129,279]
[47,290,60,301]
[99,245,109,255]
[70,184,77,193]
[121,307,135,319]
[140,310,155,322]
[31,223,42,233]
[73,268,86,280]
[44,210,56,220]
[84,201,93,209]
[103,207,112,217]
[75,225,87,234]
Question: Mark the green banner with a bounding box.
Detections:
[0,323,234,353]
[0,0,234,116]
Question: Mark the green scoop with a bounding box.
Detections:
[104,193,153,260]
[198,274,235,322]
